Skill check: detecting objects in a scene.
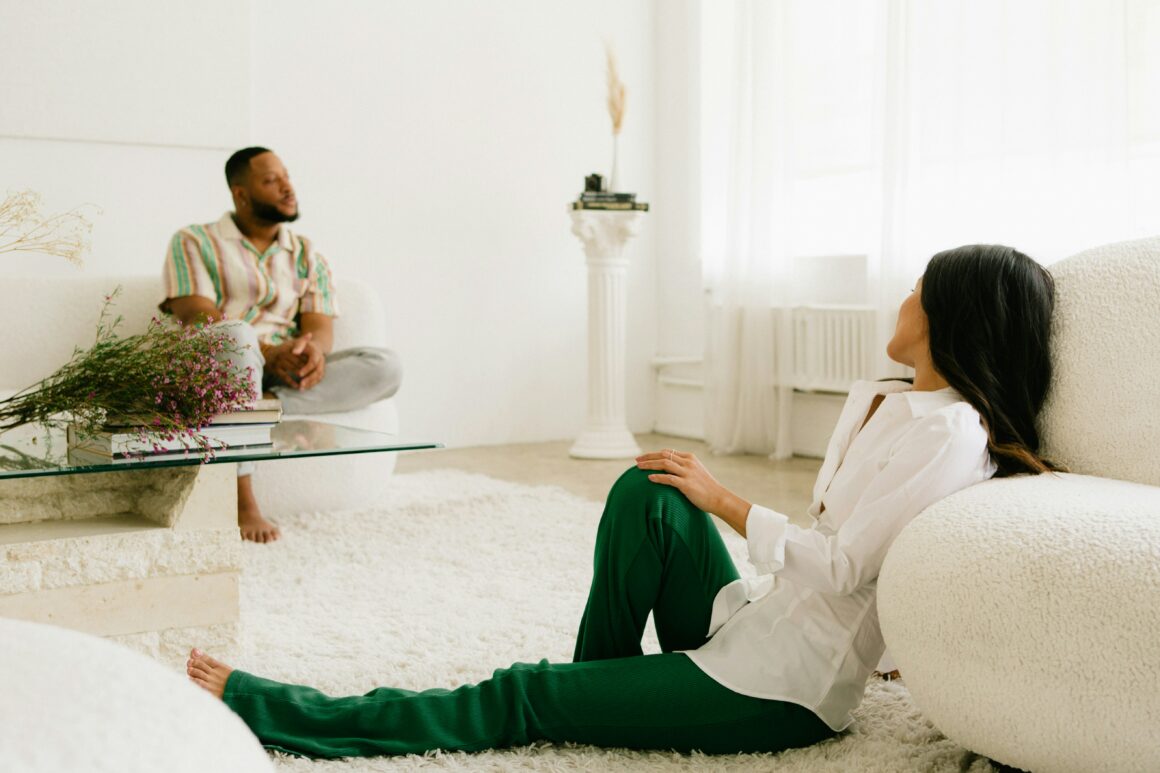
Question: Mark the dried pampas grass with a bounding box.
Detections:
[0,189,97,266]
[605,43,627,135]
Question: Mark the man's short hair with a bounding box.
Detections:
[225,146,273,187]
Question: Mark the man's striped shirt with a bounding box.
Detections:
[160,211,339,344]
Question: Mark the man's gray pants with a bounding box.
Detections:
[214,321,402,476]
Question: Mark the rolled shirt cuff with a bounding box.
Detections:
[703,504,791,638]
[746,504,790,574]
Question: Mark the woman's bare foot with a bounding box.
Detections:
[238,474,280,543]
[187,648,233,699]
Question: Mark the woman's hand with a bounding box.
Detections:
[636,449,753,535]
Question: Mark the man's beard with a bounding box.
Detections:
[251,200,300,224]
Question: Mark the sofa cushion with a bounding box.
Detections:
[1040,236,1160,487]
[5,276,158,390]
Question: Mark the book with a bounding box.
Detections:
[105,398,283,428]
[579,191,637,203]
[66,444,275,466]
[571,200,650,212]
[207,397,283,425]
[66,422,276,458]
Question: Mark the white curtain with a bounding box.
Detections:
[701,0,1160,457]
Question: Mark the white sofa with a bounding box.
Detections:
[3,274,400,517]
[878,237,1160,772]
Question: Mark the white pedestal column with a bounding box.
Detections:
[567,208,645,459]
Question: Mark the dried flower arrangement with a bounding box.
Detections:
[0,189,97,265]
[605,43,627,136]
[0,291,256,455]
[605,43,628,192]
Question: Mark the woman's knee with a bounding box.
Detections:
[602,466,697,529]
[605,466,658,507]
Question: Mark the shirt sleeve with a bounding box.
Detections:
[160,230,219,308]
[296,237,339,317]
[744,407,992,596]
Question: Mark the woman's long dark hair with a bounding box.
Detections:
[921,244,1060,477]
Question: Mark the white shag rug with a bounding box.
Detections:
[231,470,1000,772]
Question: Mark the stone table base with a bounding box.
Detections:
[0,463,240,664]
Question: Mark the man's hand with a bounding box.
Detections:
[263,333,326,390]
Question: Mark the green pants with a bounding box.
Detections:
[223,467,836,758]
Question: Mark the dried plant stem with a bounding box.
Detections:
[0,190,97,265]
[605,43,627,136]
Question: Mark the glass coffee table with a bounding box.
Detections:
[0,420,440,662]
[0,419,440,478]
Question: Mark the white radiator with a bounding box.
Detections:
[787,305,878,392]
[651,304,881,452]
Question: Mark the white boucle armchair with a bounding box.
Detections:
[3,274,399,517]
[878,237,1160,773]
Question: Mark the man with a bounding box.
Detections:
[160,147,402,543]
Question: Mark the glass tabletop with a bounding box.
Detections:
[0,420,442,480]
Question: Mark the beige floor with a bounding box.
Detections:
[396,433,823,528]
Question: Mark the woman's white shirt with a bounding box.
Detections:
[685,380,997,731]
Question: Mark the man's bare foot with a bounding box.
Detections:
[238,474,280,543]
[187,648,233,699]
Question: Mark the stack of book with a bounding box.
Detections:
[571,191,650,212]
[66,398,283,464]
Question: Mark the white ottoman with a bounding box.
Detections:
[0,617,273,773]
[252,398,400,518]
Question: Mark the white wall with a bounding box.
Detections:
[652,2,705,366]
[646,2,707,440]
[0,0,248,283]
[0,0,658,448]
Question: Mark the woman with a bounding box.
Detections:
[188,244,1057,758]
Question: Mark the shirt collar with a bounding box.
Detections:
[899,384,965,416]
[275,222,295,251]
[218,211,294,251]
[861,378,965,416]
[217,211,244,240]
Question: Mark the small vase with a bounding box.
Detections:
[609,134,620,193]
